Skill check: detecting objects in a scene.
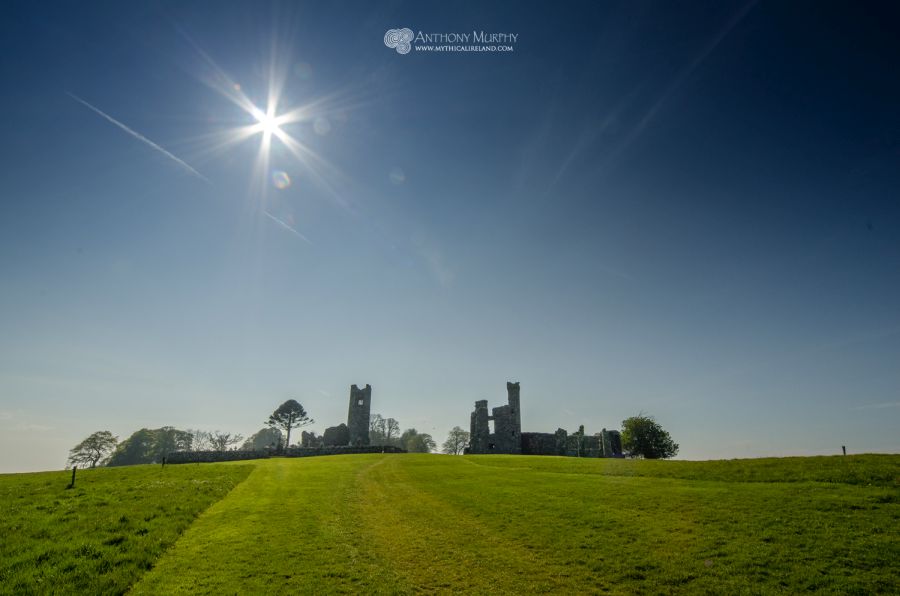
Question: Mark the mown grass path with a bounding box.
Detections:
[132,454,899,594]
[131,456,400,593]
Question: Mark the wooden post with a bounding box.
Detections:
[842,445,846,456]
[68,466,77,489]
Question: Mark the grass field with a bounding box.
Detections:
[2,454,898,594]
[0,463,252,594]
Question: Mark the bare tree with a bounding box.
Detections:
[190,429,212,451]
[370,414,402,446]
[209,431,244,451]
[441,426,470,455]
[370,413,386,440]
[384,418,401,444]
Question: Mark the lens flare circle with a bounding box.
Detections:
[272,170,291,189]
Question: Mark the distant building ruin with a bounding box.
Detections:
[469,382,522,454]
[322,384,372,447]
[347,384,372,446]
[465,382,623,458]
[323,423,350,446]
[300,430,322,448]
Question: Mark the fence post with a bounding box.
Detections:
[67,466,77,489]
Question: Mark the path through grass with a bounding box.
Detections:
[133,454,899,594]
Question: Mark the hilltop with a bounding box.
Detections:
[1,454,898,594]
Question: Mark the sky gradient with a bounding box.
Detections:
[1,1,898,472]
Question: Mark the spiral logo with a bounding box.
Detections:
[384,28,414,54]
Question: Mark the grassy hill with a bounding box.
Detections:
[2,454,898,594]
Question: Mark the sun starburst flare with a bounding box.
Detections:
[171,29,364,242]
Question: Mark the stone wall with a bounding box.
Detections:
[323,423,350,446]
[521,431,563,456]
[166,450,269,464]
[284,445,405,457]
[582,434,602,458]
[166,445,406,464]
[469,400,490,453]
[301,431,323,448]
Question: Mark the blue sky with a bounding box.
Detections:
[1,1,898,472]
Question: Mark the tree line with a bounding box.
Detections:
[67,399,445,468]
[67,402,678,468]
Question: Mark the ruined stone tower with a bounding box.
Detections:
[467,381,522,454]
[347,384,371,446]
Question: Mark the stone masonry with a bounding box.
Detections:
[466,382,623,457]
[347,384,372,446]
[468,382,522,454]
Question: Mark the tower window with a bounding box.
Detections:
[358,399,364,406]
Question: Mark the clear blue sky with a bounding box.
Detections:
[1,1,898,472]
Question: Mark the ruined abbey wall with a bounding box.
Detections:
[468,383,522,454]
[466,382,624,458]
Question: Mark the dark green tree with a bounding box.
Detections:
[400,428,436,453]
[67,431,118,468]
[107,429,157,466]
[155,426,193,456]
[266,400,313,449]
[106,427,192,466]
[621,414,679,459]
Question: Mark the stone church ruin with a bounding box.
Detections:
[465,381,623,458]
[169,383,404,464]
[303,384,373,447]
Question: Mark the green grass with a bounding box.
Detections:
[0,463,252,594]
[461,453,900,487]
[2,454,898,594]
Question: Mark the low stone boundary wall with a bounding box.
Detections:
[166,450,268,464]
[166,445,406,464]
[285,445,406,457]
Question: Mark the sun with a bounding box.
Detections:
[254,110,283,136]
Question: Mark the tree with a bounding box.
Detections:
[242,428,283,450]
[370,414,402,447]
[621,414,679,459]
[107,428,157,466]
[155,427,193,456]
[189,429,212,451]
[209,431,244,451]
[266,400,313,450]
[384,418,401,444]
[400,428,436,453]
[369,414,386,443]
[67,431,118,468]
[441,426,470,455]
[106,427,193,466]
